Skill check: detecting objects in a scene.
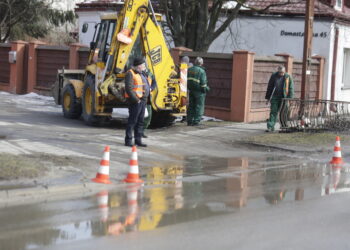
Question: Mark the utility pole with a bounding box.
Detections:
[301,0,315,100]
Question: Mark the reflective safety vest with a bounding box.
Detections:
[125,69,151,98]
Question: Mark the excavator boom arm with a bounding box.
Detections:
[110,0,183,111]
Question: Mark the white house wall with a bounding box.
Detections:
[209,16,333,99]
[336,24,350,101]
[77,11,115,46]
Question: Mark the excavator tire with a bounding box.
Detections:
[82,75,107,126]
[61,84,82,119]
[150,110,176,128]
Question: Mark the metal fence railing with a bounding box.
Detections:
[279,99,350,132]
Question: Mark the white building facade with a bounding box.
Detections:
[209,1,350,102]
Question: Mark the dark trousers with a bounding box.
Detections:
[125,100,146,144]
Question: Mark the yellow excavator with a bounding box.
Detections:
[52,0,187,127]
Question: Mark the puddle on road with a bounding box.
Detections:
[1,156,350,249]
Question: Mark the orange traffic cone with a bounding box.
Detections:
[97,190,109,222]
[92,146,112,184]
[117,28,132,44]
[330,136,344,166]
[124,146,143,183]
[124,184,141,226]
[331,166,341,189]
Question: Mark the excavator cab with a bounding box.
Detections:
[86,15,118,69]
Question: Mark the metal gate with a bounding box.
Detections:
[279,99,350,132]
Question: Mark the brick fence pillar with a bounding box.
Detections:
[275,53,294,75]
[27,41,45,93]
[226,157,249,208]
[9,40,27,94]
[312,55,325,100]
[170,47,192,66]
[231,51,255,122]
[69,43,88,69]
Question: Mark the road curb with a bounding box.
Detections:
[239,141,327,153]
[0,181,125,207]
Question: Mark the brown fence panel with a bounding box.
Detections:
[205,57,232,109]
[0,44,11,85]
[309,62,320,99]
[78,48,89,69]
[293,60,319,100]
[183,52,233,109]
[252,57,284,109]
[292,62,302,99]
[36,46,69,89]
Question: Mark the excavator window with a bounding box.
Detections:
[105,21,116,54]
[124,35,143,71]
[95,20,117,63]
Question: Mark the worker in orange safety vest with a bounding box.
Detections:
[124,57,151,147]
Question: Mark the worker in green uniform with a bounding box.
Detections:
[187,57,209,126]
[265,65,294,132]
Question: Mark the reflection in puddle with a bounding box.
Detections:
[1,156,350,249]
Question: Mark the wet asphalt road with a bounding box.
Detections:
[1,92,350,249]
[1,159,350,250]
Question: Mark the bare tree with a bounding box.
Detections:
[158,0,303,52]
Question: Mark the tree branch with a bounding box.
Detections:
[207,0,223,37]
[209,1,243,46]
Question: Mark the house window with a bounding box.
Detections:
[336,0,342,9]
[342,48,350,88]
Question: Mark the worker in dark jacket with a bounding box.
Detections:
[187,57,209,126]
[124,57,151,147]
[265,65,294,132]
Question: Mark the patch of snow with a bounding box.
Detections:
[0,121,13,126]
[202,116,223,122]
[22,92,54,101]
[112,108,129,118]
[176,115,222,123]
[1,92,61,113]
